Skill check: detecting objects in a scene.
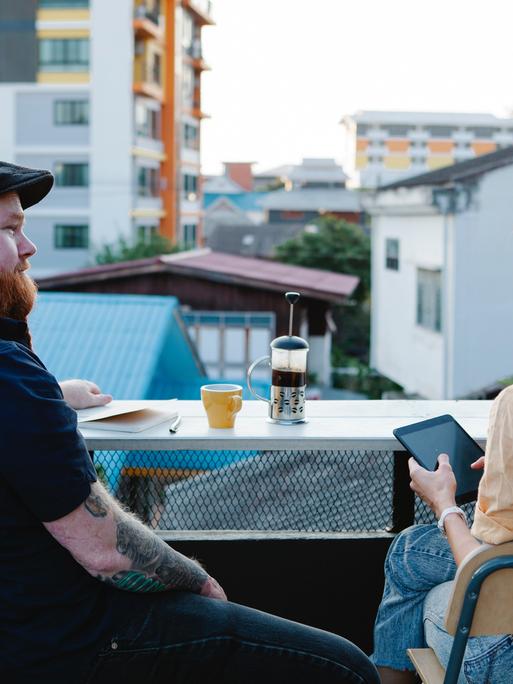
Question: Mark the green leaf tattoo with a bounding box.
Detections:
[110,571,165,592]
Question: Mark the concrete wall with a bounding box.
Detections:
[90,0,133,250]
[23,215,90,277]
[451,166,513,396]
[0,87,16,160]
[16,89,90,146]
[372,165,513,398]
[371,213,445,397]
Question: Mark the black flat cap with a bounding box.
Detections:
[0,161,54,209]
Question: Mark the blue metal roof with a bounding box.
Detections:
[29,292,204,399]
[204,192,265,212]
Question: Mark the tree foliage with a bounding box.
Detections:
[274,216,370,300]
[95,233,181,265]
[275,216,371,363]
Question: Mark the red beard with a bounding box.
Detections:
[0,269,38,321]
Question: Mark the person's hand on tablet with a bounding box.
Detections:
[408,453,457,518]
[471,456,485,470]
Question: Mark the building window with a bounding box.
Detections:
[182,10,194,51]
[54,162,89,187]
[182,223,197,248]
[467,126,498,138]
[182,173,198,200]
[137,167,160,197]
[135,102,160,139]
[151,53,161,85]
[54,100,89,125]
[280,210,305,220]
[387,125,410,137]
[427,125,456,139]
[385,238,399,270]
[183,123,199,150]
[39,38,89,71]
[417,268,442,332]
[39,1,89,6]
[182,64,194,107]
[135,0,160,22]
[137,225,158,243]
[54,224,89,249]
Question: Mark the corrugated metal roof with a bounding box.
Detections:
[259,188,361,212]
[206,222,305,257]
[204,192,265,212]
[28,292,204,399]
[160,251,360,299]
[351,110,512,126]
[36,249,360,303]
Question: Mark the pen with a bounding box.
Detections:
[169,416,181,433]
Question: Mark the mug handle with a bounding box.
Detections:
[247,355,271,404]
[230,395,242,413]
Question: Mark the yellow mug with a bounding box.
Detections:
[201,383,243,428]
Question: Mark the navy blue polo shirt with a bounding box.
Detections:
[0,317,112,680]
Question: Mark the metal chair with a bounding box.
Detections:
[407,540,513,684]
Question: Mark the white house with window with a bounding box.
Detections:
[366,146,513,399]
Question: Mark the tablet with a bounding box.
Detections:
[393,414,484,504]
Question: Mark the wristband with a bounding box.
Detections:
[437,506,467,538]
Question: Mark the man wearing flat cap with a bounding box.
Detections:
[0,162,378,684]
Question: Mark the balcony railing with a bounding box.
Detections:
[183,0,214,25]
[83,399,489,532]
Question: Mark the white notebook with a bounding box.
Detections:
[77,399,178,433]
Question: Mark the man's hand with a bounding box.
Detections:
[408,453,457,518]
[59,379,112,410]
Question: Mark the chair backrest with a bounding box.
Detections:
[445,540,513,637]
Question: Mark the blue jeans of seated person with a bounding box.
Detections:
[80,589,379,684]
[371,524,513,684]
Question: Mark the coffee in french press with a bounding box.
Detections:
[247,292,309,424]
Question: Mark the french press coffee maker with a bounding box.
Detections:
[247,292,309,424]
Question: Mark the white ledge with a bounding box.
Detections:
[81,399,492,452]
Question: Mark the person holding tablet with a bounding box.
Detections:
[371,385,513,684]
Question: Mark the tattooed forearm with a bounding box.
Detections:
[110,516,208,593]
[83,484,207,594]
[84,494,108,518]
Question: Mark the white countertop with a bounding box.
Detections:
[81,400,492,451]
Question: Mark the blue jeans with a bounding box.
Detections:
[371,524,513,683]
[79,590,379,683]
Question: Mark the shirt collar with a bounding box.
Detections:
[0,317,31,348]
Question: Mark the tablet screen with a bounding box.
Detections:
[394,415,484,503]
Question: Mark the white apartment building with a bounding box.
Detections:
[341,110,513,188]
[366,147,513,399]
[0,0,213,277]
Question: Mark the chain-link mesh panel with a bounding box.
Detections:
[94,449,399,531]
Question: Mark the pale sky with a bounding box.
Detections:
[200,0,513,175]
